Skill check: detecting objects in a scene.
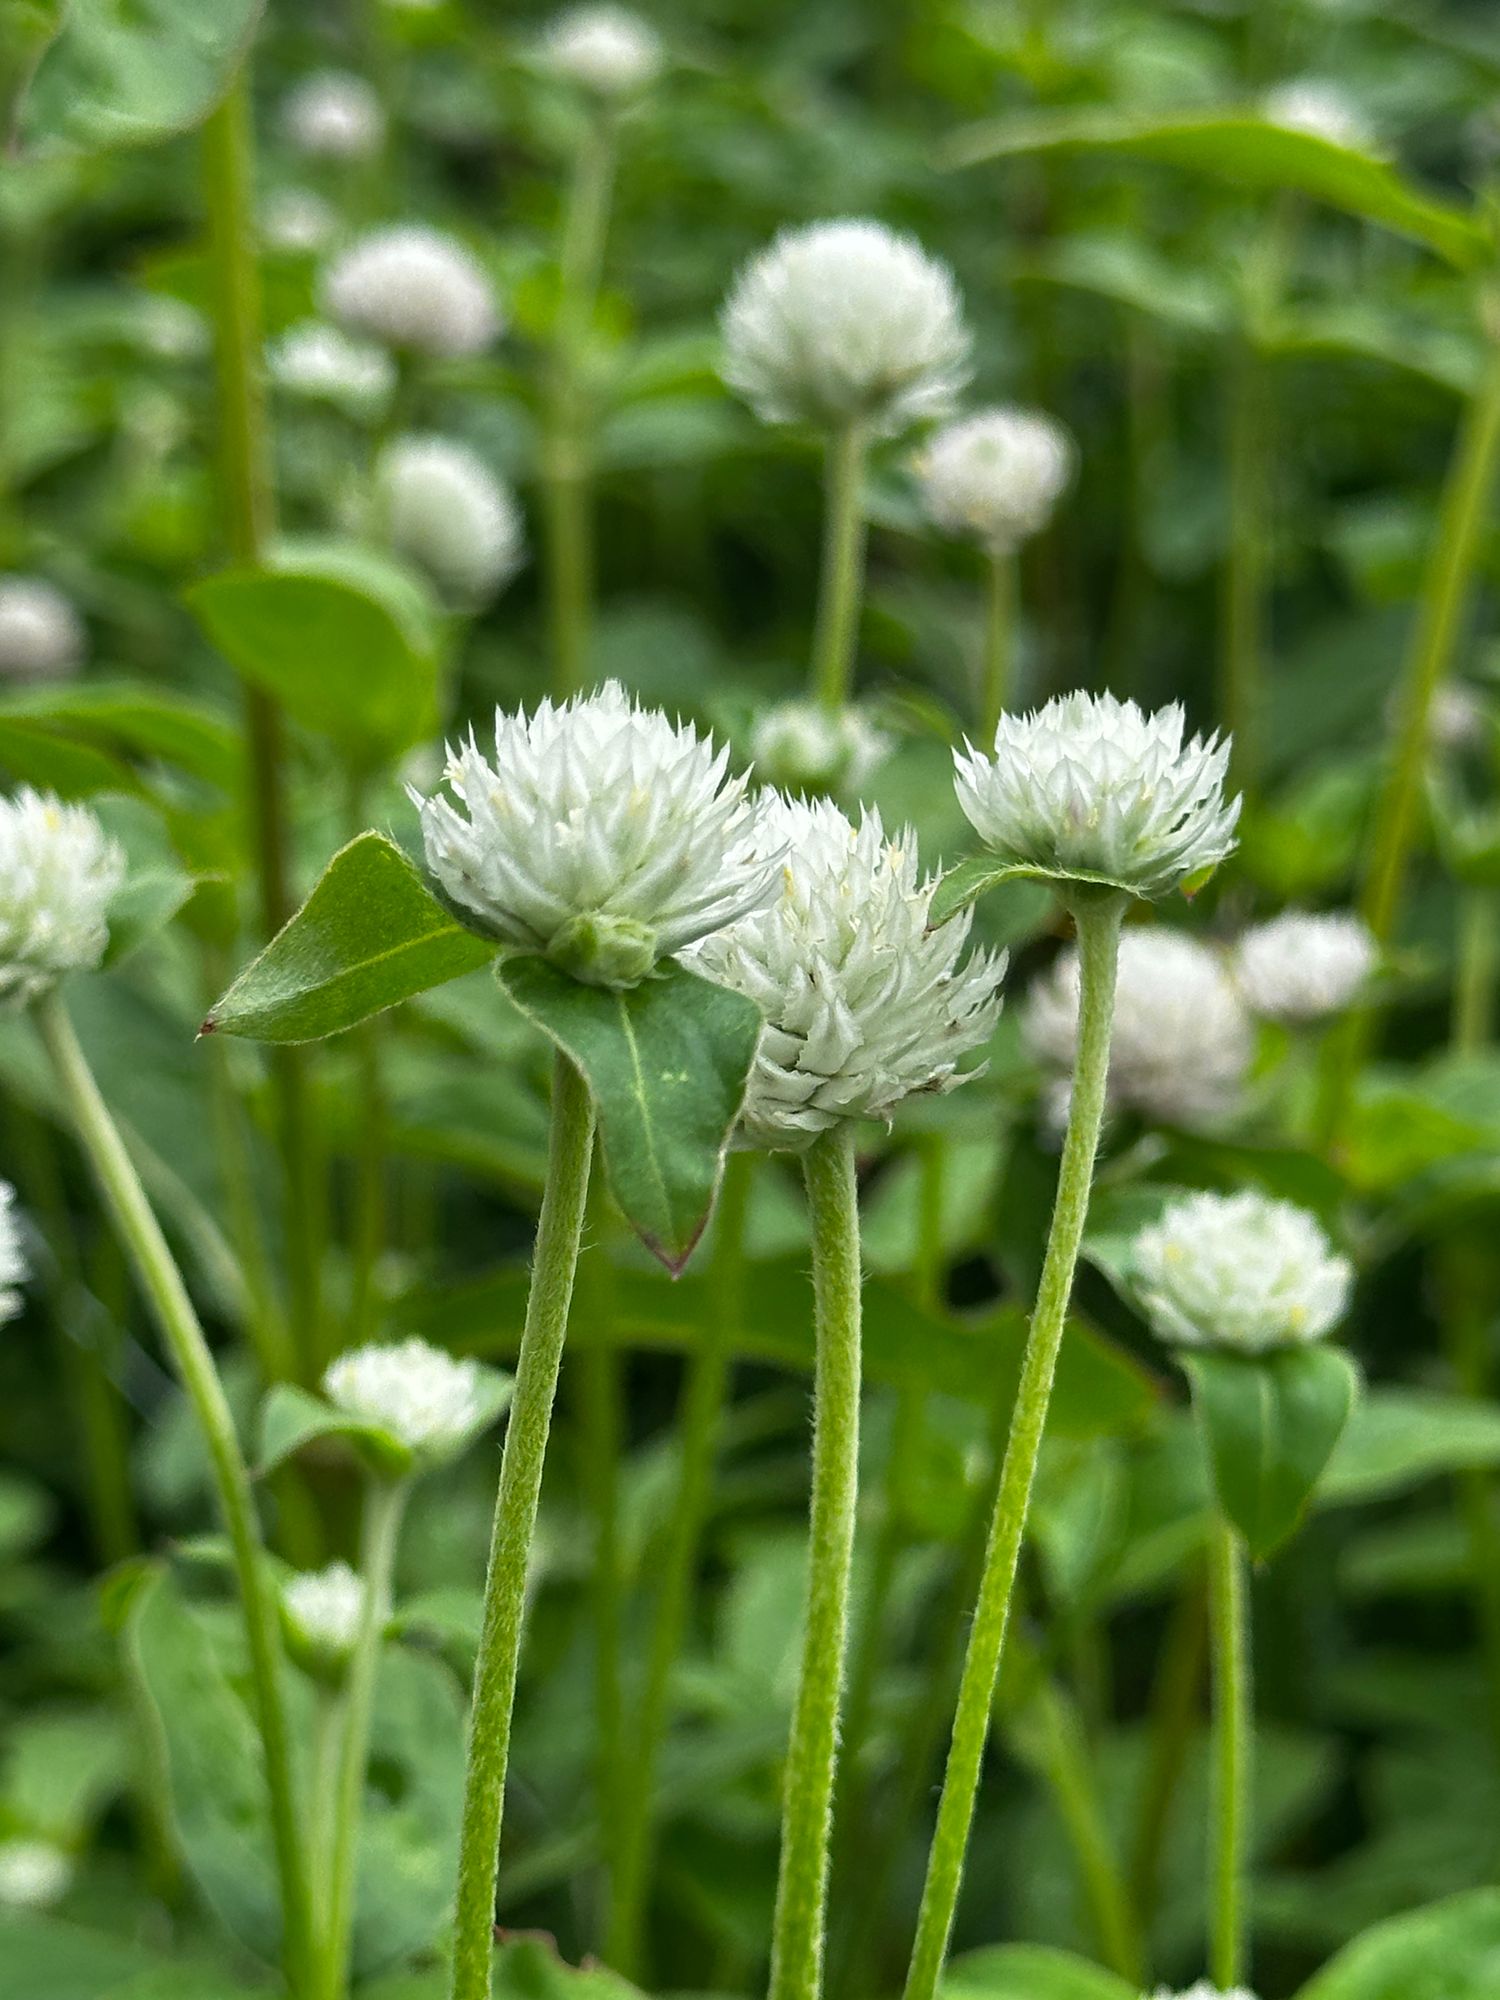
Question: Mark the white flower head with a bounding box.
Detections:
[1428,680,1486,753]
[269,321,396,417]
[0,577,84,680]
[1024,928,1251,1130]
[282,71,387,159]
[263,188,337,254]
[0,790,124,1008]
[281,1560,367,1669]
[542,6,664,96]
[1133,1188,1352,1353]
[415,682,780,989]
[918,406,1074,554]
[690,795,1005,1150]
[0,1183,28,1327]
[749,700,889,798]
[955,692,1239,900]
[1153,1986,1261,2000]
[0,1838,71,1910]
[324,1336,486,1461]
[1263,79,1373,150]
[376,435,525,601]
[1234,911,1375,1023]
[721,219,971,436]
[322,225,501,359]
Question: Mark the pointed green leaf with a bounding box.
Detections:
[1184,1343,1361,1558]
[943,1943,1137,1999]
[498,957,762,1273]
[257,1371,513,1480]
[203,834,496,1043]
[929,854,1136,928]
[0,680,242,790]
[1296,1887,1500,1999]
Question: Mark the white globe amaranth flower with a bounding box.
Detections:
[376,434,525,602]
[689,795,1005,1151]
[415,682,780,989]
[542,5,664,96]
[748,699,889,798]
[263,188,337,254]
[1024,928,1251,1130]
[0,790,125,1007]
[282,1560,367,1670]
[1427,680,1486,753]
[324,1336,486,1460]
[1133,1188,1352,1354]
[918,406,1074,554]
[322,225,501,359]
[0,577,84,680]
[282,71,387,160]
[0,1182,28,1327]
[1234,911,1375,1024]
[268,321,396,417]
[955,692,1240,900]
[720,219,971,436]
[1263,79,1373,151]
[1152,1986,1261,2000]
[0,1838,71,1910]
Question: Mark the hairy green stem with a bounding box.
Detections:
[1208,1517,1251,1990]
[810,422,870,713]
[979,548,1017,740]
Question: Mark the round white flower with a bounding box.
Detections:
[322,225,501,359]
[1428,680,1486,753]
[0,790,124,1008]
[282,71,386,160]
[415,682,780,989]
[1152,1986,1260,2000]
[376,435,525,601]
[282,1560,367,1666]
[1023,927,1251,1129]
[1234,911,1375,1023]
[324,1336,486,1459]
[1263,79,1372,150]
[749,700,889,798]
[954,692,1239,900]
[690,795,1005,1150]
[721,219,971,436]
[0,1838,71,1910]
[0,577,84,680]
[0,1183,28,1327]
[542,6,663,96]
[263,188,337,254]
[918,406,1073,553]
[1132,1188,1352,1353]
[269,321,396,417]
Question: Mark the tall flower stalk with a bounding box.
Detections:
[1208,1517,1251,1988]
[809,421,870,713]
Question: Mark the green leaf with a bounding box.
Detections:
[0,1913,155,2000]
[0,717,142,799]
[1318,1388,1500,1507]
[95,796,199,967]
[18,0,261,156]
[257,1369,512,1480]
[929,854,1138,928]
[490,1937,647,1999]
[498,956,763,1273]
[1295,1887,1500,1998]
[942,1942,1136,1999]
[1185,1344,1361,1558]
[943,109,1491,269]
[203,834,496,1043]
[0,680,241,790]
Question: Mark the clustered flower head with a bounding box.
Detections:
[0,790,124,1008]
[1151,1986,1261,2000]
[543,5,664,96]
[415,681,780,989]
[955,692,1240,900]
[263,188,337,254]
[720,219,971,436]
[918,406,1073,554]
[0,1837,72,1911]
[324,1336,487,1460]
[0,1182,27,1327]
[1023,927,1250,1130]
[376,435,525,602]
[749,699,889,798]
[1132,1189,1353,1353]
[690,795,1005,1150]
[1263,78,1372,151]
[281,1560,367,1669]
[268,321,396,416]
[1234,910,1375,1024]
[281,70,386,159]
[322,225,501,359]
[0,577,84,680]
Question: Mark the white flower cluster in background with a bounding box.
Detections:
[0,1182,27,1327]
[323,226,501,358]
[282,1560,367,1666]
[282,71,386,159]
[269,321,396,417]
[1152,1985,1261,2000]
[1262,78,1373,150]
[691,796,1005,1150]
[0,577,84,680]
[721,219,971,435]
[263,188,337,254]
[1132,1189,1352,1352]
[0,1838,72,1910]
[1024,927,1250,1130]
[918,406,1074,554]
[377,436,525,601]
[416,682,780,989]
[956,693,1239,899]
[749,699,889,798]
[324,1336,486,1459]
[0,790,124,1007]
[1234,911,1375,1023]
[543,5,664,96]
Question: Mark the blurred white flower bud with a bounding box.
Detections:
[281,1560,368,1674]
[0,1183,28,1327]
[542,6,664,97]
[1132,1189,1352,1353]
[269,321,396,417]
[322,225,501,359]
[0,577,84,680]
[324,1337,487,1464]
[748,700,889,797]
[282,71,387,160]
[1233,911,1375,1023]
[262,188,338,254]
[0,790,124,1007]
[1263,79,1373,151]
[376,435,525,601]
[918,406,1073,554]
[0,1838,71,1910]
[1154,1985,1260,2000]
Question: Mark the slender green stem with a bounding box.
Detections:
[35,990,315,1997]
[768,1125,863,2000]
[1208,1517,1251,1990]
[450,1055,595,2000]
[979,548,1017,740]
[1219,334,1265,799]
[605,1150,753,1978]
[810,422,870,713]
[1455,888,1500,1054]
[902,891,1124,2000]
[1026,1674,1143,1984]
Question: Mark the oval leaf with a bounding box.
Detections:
[943,1943,1137,1999]
[1296,1886,1500,1999]
[929,854,1136,928]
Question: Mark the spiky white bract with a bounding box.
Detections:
[282,71,386,159]
[415,682,779,989]
[324,1336,486,1461]
[0,790,124,1008]
[263,188,337,253]
[749,700,889,798]
[720,219,971,436]
[0,577,83,680]
[1133,1189,1352,1354]
[918,406,1074,554]
[955,692,1239,899]
[269,321,396,416]
[1234,911,1376,1023]
[322,226,501,359]
[0,1183,28,1327]
[690,795,1005,1151]
[377,435,525,601]
[0,1839,71,1910]
[1263,79,1372,150]
[1023,928,1251,1130]
[282,1561,367,1669]
[543,6,663,96]
[1152,1985,1260,2000]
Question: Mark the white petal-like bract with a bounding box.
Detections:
[749,699,889,798]
[542,6,663,95]
[0,1839,71,1910]
[263,188,337,253]
[282,71,386,159]
[0,790,124,1007]
[1234,911,1375,1023]
[0,1183,27,1327]
[282,1560,367,1665]
[377,435,525,601]
[918,406,1073,553]
[269,321,396,415]
[324,1336,486,1459]
[0,577,83,680]
[1153,1985,1261,2000]
[322,226,501,358]
[1132,1188,1352,1352]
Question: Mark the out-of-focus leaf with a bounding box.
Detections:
[95,795,199,967]
[0,681,240,791]
[1319,1389,1500,1506]
[942,1943,1136,1998]
[1019,231,1232,335]
[1296,1886,1500,1998]
[257,1369,512,1481]
[0,719,141,799]
[490,1936,648,1999]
